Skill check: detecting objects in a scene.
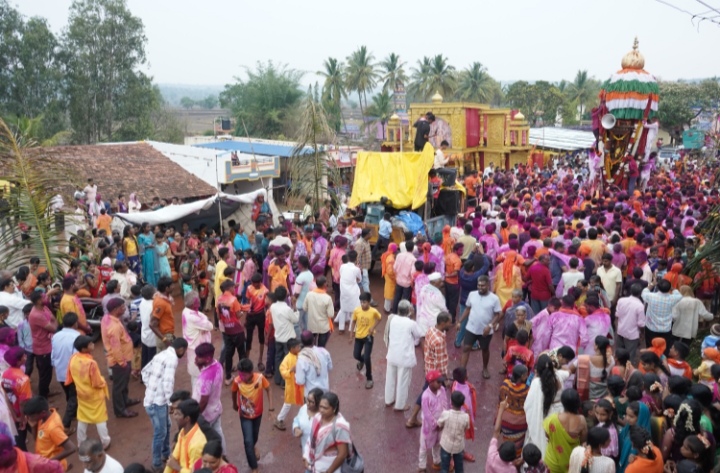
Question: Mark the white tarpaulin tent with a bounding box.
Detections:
[114,189,267,226]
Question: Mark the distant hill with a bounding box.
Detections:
[158,84,225,107]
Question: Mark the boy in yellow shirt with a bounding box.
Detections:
[274,338,303,431]
[349,292,381,389]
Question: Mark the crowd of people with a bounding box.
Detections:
[0,145,718,473]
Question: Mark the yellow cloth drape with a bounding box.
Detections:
[349,143,435,209]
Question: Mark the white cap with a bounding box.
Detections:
[428,272,442,282]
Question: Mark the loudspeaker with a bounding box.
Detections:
[437,168,457,187]
[435,189,459,216]
[221,119,231,131]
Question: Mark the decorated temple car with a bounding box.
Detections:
[596,38,660,187]
[383,93,532,173]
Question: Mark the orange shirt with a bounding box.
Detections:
[35,409,69,470]
[464,175,478,197]
[444,253,462,285]
[1,367,31,418]
[100,315,133,366]
[96,214,112,234]
[152,295,175,335]
[231,372,270,419]
[246,285,268,314]
[268,262,289,292]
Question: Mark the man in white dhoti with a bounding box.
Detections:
[384,300,424,411]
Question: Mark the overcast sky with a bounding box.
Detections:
[15,0,720,86]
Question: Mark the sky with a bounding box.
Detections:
[15,0,720,87]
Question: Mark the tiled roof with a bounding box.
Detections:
[26,142,217,202]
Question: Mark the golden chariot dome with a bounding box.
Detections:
[620,37,645,70]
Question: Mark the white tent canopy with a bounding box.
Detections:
[114,189,266,226]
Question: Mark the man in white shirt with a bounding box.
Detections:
[433,141,449,169]
[295,330,332,393]
[142,338,187,472]
[456,275,502,379]
[596,253,623,307]
[109,262,136,300]
[83,178,97,204]
[79,438,124,473]
[385,300,424,411]
[139,285,157,368]
[0,277,27,328]
[270,286,299,387]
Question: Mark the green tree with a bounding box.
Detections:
[201,95,218,109]
[0,3,66,140]
[380,52,408,94]
[0,118,71,278]
[567,70,592,117]
[365,90,394,139]
[658,79,720,144]
[504,80,567,126]
[180,96,195,109]
[318,57,346,132]
[345,46,379,118]
[219,61,304,138]
[288,89,340,214]
[408,56,433,102]
[63,0,152,143]
[456,62,494,103]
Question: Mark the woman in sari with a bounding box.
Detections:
[573,335,614,401]
[494,251,522,308]
[293,388,323,473]
[663,263,691,290]
[194,440,239,473]
[524,354,569,458]
[618,401,651,473]
[543,389,587,473]
[304,392,352,473]
[155,232,172,278]
[499,364,530,457]
[138,222,158,287]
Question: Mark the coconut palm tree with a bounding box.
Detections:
[345,46,379,119]
[456,62,494,103]
[288,89,342,214]
[318,57,347,132]
[365,90,394,140]
[426,54,457,99]
[380,53,408,93]
[0,118,71,279]
[409,56,433,102]
[568,70,592,118]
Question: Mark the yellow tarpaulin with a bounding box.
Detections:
[349,143,434,209]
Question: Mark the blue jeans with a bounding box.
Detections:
[298,309,308,332]
[240,416,262,469]
[360,269,371,295]
[146,404,171,469]
[530,298,548,315]
[454,304,467,347]
[441,447,464,473]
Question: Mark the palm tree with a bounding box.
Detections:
[427,55,457,99]
[345,46,379,119]
[456,62,494,103]
[380,53,408,93]
[568,70,592,118]
[0,118,71,279]
[365,90,394,139]
[288,89,341,214]
[409,56,433,101]
[318,57,347,132]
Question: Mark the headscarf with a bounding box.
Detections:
[441,225,455,255]
[381,243,398,278]
[422,242,432,264]
[703,347,720,365]
[501,251,518,285]
[648,338,666,359]
[129,193,139,204]
[619,402,651,471]
[0,328,15,347]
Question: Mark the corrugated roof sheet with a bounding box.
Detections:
[194,140,313,157]
[529,127,596,151]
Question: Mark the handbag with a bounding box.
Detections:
[340,442,364,473]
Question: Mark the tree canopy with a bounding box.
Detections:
[219,61,304,138]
